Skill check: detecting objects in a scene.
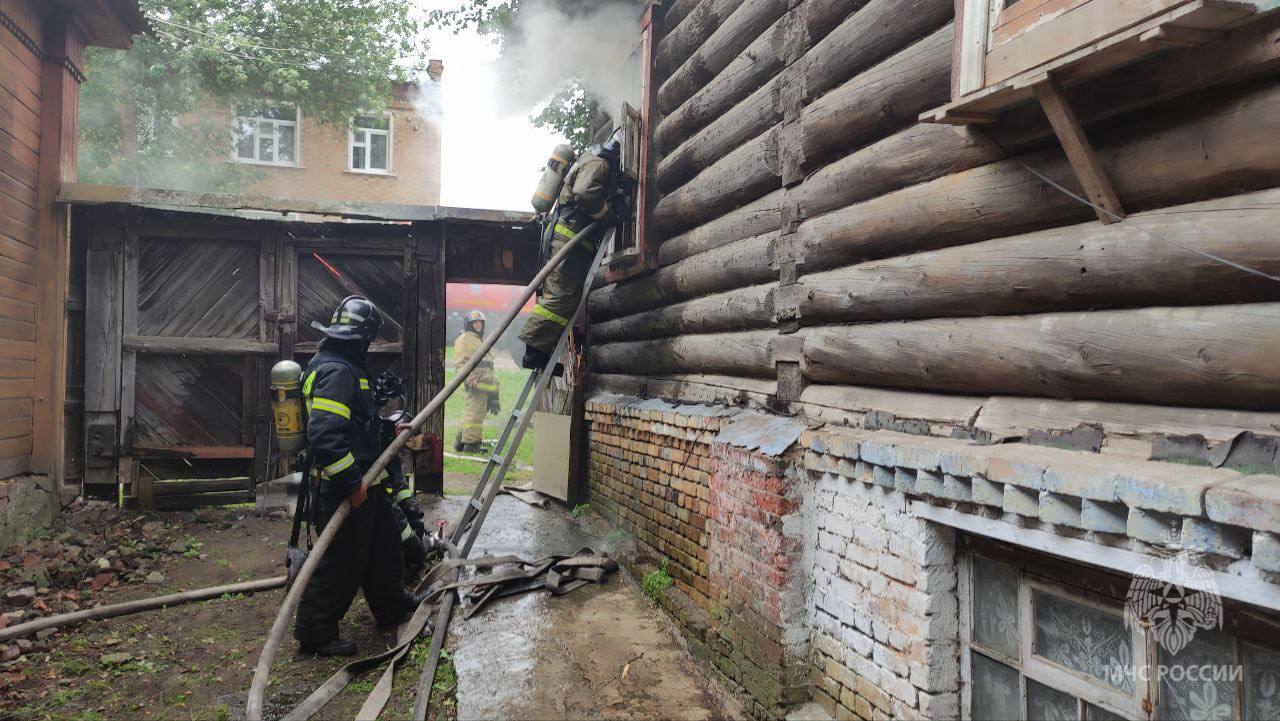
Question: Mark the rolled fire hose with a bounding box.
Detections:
[0,576,287,643]
[246,220,603,720]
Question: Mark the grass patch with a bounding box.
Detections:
[570,503,589,518]
[642,559,673,603]
[443,348,535,486]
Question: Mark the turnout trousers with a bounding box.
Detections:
[293,482,415,645]
[518,229,593,355]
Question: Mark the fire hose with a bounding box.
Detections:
[245,220,603,721]
[0,576,287,643]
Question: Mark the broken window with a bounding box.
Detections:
[350,113,393,174]
[234,103,299,166]
[961,545,1280,720]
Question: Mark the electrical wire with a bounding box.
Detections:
[152,27,318,68]
[973,126,1280,283]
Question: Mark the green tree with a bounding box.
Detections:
[79,0,428,191]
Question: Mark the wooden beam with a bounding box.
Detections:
[32,13,79,480]
[57,182,537,226]
[1034,75,1125,224]
[122,336,277,355]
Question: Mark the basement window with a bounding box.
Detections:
[961,544,1280,720]
[234,103,300,166]
[350,113,393,174]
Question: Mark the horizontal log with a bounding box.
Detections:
[802,304,1280,410]
[588,232,773,320]
[123,336,276,355]
[797,0,952,104]
[591,329,777,378]
[790,23,953,181]
[656,75,780,195]
[663,0,702,27]
[656,0,748,76]
[655,21,954,234]
[655,1,949,195]
[797,79,1280,274]
[657,0,789,116]
[653,0,855,155]
[590,283,774,342]
[797,187,1280,324]
[658,190,783,266]
[653,127,779,233]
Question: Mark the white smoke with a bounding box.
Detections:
[497,0,646,120]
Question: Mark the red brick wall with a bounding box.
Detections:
[586,398,810,719]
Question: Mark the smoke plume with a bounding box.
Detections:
[497,0,646,119]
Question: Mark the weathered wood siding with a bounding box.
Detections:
[0,0,43,476]
[588,0,1280,432]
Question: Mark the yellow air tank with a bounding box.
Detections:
[270,360,306,454]
[531,144,576,214]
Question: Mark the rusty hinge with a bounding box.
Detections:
[266,311,296,323]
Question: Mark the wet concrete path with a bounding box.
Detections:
[419,494,738,721]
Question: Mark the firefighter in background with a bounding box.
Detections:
[519,138,620,371]
[293,296,419,656]
[453,310,500,454]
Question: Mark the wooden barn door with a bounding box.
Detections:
[83,209,277,508]
[281,226,444,495]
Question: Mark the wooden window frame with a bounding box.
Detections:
[960,544,1280,720]
[603,5,658,284]
[349,111,394,175]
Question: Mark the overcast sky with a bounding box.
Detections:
[413,1,570,212]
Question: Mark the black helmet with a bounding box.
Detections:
[311,295,383,343]
[590,137,621,162]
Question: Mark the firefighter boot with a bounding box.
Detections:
[299,638,357,657]
[521,345,564,376]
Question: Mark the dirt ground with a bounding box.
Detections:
[1,492,736,721]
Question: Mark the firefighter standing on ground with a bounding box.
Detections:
[453,310,500,453]
[519,139,619,371]
[293,296,419,656]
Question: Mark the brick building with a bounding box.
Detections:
[580,1,1280,720]
[225,64,443,206]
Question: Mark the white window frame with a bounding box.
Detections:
[233,103,301,167]
[349,112,393,175]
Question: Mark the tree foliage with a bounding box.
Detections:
[79,0,428,191]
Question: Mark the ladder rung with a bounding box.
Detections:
[470,498,484,511]
[490,455,505,466]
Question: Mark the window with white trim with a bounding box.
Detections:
[234,103,299,166]
[962,545,1280,720]
[350,113,392,174]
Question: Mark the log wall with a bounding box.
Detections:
[588,1,1280,422]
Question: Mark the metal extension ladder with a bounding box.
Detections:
[447,233,613,559]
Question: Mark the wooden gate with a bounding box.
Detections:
[65,186,539,509]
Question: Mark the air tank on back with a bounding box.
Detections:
[531,144,576,214]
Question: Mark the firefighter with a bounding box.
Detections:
[519,138,619,372]
[453,310,500,454]
[293,296,419,656]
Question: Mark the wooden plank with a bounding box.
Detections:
[151,477,252,496]
[958,0,992,94]
[1034,75,1125,224]
[123,336,277,355]
[414,224,445,495]
[120,219,141,499]
[993,0,1092,43]
[57,183,537,226]
[133,355,245,447]
[152,491,253,511]
[985,0,1191,85]
[0,377,33,399]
